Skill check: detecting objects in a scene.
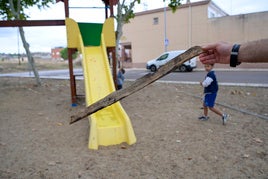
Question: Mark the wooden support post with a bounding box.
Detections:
[68,48,77,106]
[111,47,117,89]
[108,1,117,89]
[107,47,117,88]
[63,0,69,18]
[70,46,203,124]
[109,0,114,17]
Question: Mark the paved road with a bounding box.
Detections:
[1,68,268,87]
[0,69,83,79]
[125,69,268,87]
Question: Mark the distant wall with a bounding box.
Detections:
[121,2,268,68]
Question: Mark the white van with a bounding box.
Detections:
[146,50,197,72]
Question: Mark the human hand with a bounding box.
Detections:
[199,42,233,64]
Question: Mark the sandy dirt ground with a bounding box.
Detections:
[0,77,267,178]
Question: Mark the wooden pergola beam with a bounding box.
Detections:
[0,20,65,27]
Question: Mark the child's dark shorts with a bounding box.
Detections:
[203,93,217,107]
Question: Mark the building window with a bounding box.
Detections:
[209,12,215,18]
[153,17,159,25]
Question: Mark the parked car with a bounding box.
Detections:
[146,50,197,72]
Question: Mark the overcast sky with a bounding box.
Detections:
[0,0,268,54]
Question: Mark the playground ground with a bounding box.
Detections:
[0,76,267,178]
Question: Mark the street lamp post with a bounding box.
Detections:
[164,1,168,52]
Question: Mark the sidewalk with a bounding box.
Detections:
[196,61,268,71]
[126,61,268,71]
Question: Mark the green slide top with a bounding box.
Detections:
[78,22,103,46]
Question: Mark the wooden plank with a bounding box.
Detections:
[70,46,203,124]
[0,20,65,27]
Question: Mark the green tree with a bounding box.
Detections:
[0,0,55,86]
[60,47,78,60]
[102,0,182,67]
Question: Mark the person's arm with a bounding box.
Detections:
[121,73,125,82]
[238,39,268,63]
[200,77,213,87]
[199,39,268,65]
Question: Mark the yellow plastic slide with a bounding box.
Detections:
[65,18,136,149]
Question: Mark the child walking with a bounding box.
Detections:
[117,68,125,90]
[199,64,229,125]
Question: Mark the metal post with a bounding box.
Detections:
[164,2,168,52]
[188,0,192,48]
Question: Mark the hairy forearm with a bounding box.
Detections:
[239,39,268,63]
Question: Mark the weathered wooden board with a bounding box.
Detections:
[70,46,203,124]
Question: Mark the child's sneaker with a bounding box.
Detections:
[198,116,209,121]
[222,114,229,125]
